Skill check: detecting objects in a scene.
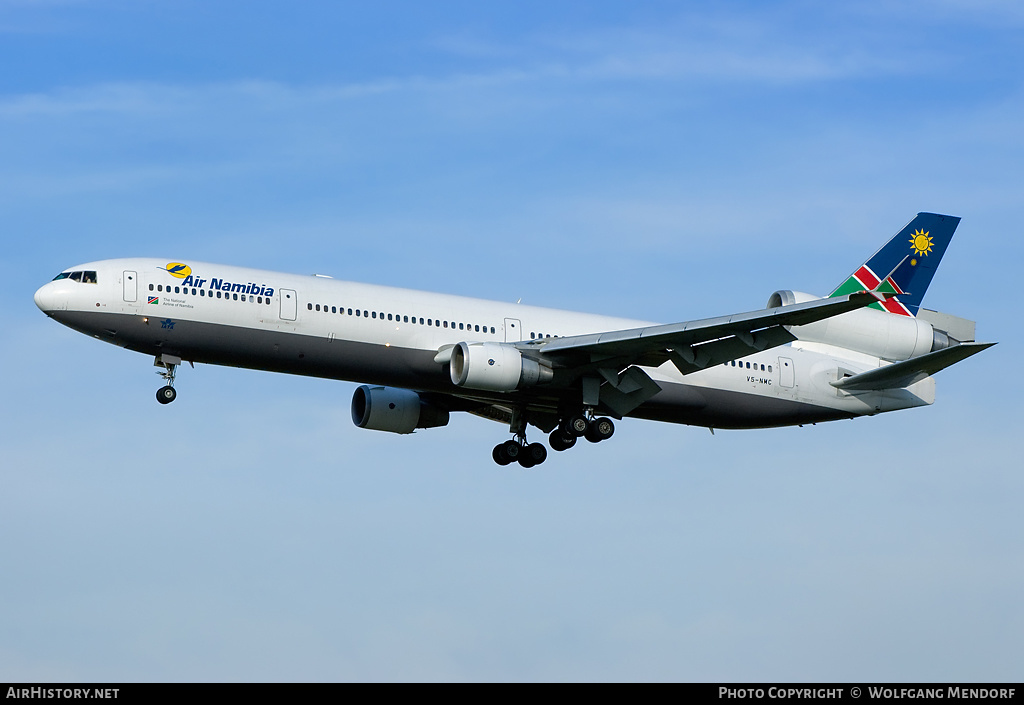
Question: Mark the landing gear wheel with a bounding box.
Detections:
[548,429,577,452]
[156,386,177,404]
[501,440,521,463]
[518,443,547,467]
[564,414,589,437]
[585,417,615,443]
[492,444,513,466]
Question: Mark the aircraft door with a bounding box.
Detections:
[280,289,297,321]
[504,318,522,342]
[779,357,795,388]
[123,271,137,302]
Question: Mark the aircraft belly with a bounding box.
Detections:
[52,309,860,429]
[632,383,853,429]
[49,309,452,389]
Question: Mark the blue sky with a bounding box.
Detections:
[1,1,1021,682]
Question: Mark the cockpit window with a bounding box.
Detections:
[54,270,99,283]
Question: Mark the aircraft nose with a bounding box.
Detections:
[34,282,66,313]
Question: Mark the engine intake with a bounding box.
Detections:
[450,341,553,391]
[351,385,449,434]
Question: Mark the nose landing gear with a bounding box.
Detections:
[155,354,182,404]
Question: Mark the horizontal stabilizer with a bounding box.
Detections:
[831,342,995,391]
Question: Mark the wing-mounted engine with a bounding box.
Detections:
[351,385,450,434]
[449,341,553,392]
[767,290,953,362]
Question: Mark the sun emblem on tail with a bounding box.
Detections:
[910,229,933,257]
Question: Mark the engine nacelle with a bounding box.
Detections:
[767,290,823,308]
[449,341,553,392]
[767,290,949,361]
[351,385,449,434]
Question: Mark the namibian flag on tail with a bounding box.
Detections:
[829,212,960,317]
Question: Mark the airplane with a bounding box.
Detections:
[34,212,993,467]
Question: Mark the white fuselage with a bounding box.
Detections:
[34,258,935,430]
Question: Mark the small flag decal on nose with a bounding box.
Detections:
[148,296,159,304]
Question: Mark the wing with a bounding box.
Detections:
[434,291,897,419]
[521,291,895,376]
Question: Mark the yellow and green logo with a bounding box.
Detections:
[162,263,192,279]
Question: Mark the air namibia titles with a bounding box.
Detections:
[179,274,275,298]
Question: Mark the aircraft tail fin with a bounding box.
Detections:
[829,212,960,317]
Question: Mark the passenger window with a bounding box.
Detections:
[761,364,765,371]
[149,284,154,291]
[372,311,376,319]
[428,319,433,326]
[316,304,321,311]
[348,308,352,315]
[443,321,448,328]
[459,323,464,330]
[363,310,368,317]
[768,365,772,373]
[474,325,480,332]
[332,306,336,313]
[490,327,495,334]
[404,316,409,323]
[217,291,222,298]
[233,293,238,300]
[420,318,424,325]
[356,310,361,317]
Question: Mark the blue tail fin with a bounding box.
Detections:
[830,212,960,316]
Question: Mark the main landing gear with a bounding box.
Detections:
[155,354,182,404]
[492,410,616,466]
[492,438,548,468]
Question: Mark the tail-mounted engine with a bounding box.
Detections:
[768,290,954,361]
[351,385,450,434]
[449,341,553,392]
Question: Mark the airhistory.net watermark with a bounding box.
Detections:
[6,689,118,700]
